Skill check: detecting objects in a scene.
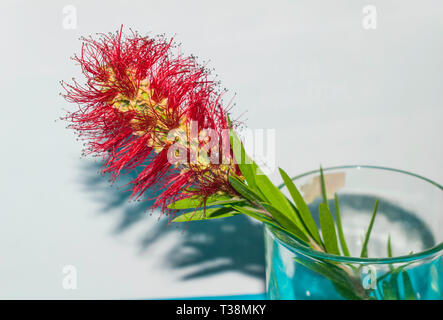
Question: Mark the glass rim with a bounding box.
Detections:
[272,164,443,264]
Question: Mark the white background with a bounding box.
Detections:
[1,0,442,298]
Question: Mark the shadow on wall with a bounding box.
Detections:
[78,161,265,281]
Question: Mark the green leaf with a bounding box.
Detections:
[252,168,307,233]
[254,169,291,212]
[319,203,340,255]
[228,167,308,237]
[206,198,246,207]
[386,234,395,271]
[172,207,239,222]
[228,128,307,236]
[382,281,398,300]
[389,272,401,300]
[228,175,264,203]
[387,235,393,258]
[402,272,417,300]
[279,168,322,245]
[333,283,365,300]
[230,205,275,225]
[229,174,310,242]
[293,257,363,300]
[229,129,259,192]
[260,202,309,242]
[168,197,205,210]
[230,205,293,235]
[377,261,415,283]
[360,199,379,258]
[320,166,329,209]
[168,194,239,209]
[379,266,402,300]
[334,194,351,257]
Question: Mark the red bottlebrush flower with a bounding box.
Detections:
[62,27,241,215]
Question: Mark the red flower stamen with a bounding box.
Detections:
[62,27,241,215]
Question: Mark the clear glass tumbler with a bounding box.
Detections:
[265,165,443,300]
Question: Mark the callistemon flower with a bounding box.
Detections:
[62,28,241,213]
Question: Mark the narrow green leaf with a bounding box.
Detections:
[334,194,351,257]
[333,284,365,300]
[386,234,395,272]
[279,168,322,244]
[390,273,401,300]
[168,197,202,210]
[253,168,307,233]
[205,198,246,207]
[402,272,417,300]
[260,202,309,243]
[360,199,379,258]
[230,205,277,226]
[319,203,340,255]
[377,261,415,283]
[229,129,259,192]
[172,207,239,222]
[231,205,303,239]
[294,257,363,300]
[387,235,393,258]
[228,128,307,236]
[228,175,264,204]
[168,194,235,209]
[378,266,402,300]
[320,166,329,209]
[382,281,398,300]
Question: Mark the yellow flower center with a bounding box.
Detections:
[111,78,174,153]
[105,70,237,178]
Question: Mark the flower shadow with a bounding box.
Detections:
[78,161,265,282]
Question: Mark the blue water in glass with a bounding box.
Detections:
[265,229,443,300]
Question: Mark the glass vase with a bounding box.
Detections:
[265,165,443,300]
